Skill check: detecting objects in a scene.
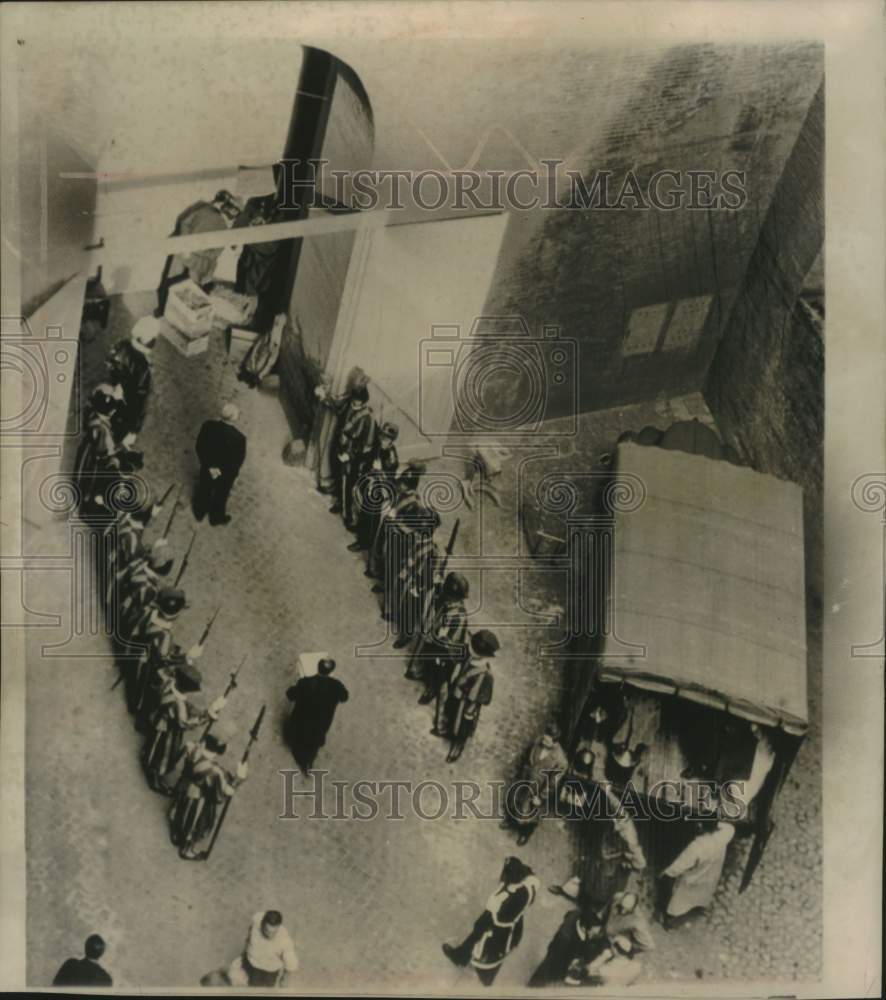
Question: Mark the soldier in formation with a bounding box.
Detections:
[72,318,252,864]
[168,729,248,860]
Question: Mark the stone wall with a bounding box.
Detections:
[703,83,824,600]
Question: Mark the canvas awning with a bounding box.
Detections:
[597,442,808,736]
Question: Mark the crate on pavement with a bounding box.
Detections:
[163,279,213,337]
[159,318,210,357]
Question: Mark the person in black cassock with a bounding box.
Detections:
[193,403,247,526]
[52,934,113,988]
[285,658,349,772]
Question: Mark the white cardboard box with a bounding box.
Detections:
[164,279,213,337]
[160,318,210,357]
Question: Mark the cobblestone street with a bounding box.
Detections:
[24,293,821,990]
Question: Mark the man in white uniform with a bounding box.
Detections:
[659,820,736,929]
[230,910,299,987]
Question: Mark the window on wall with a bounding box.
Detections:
[623,294,714,356]
[623,302,669,355]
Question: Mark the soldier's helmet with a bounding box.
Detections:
[157,587,186,617]
[443,572,470,601]
[91,383,123,415]
[380,421,399,441]
[204,733,227,755]
[471,629,500,658]
[148,544,175,576]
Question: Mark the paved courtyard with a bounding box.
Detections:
[24,292,821,990]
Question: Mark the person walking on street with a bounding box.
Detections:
[285,658,349,772]
[442,856,540,986]
[503,721,569,846]
[193,403,247,526]
[52,934,113,988]
[228,910,299,988]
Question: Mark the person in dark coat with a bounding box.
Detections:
[52,934,113,988]
[442,856,540,986]
[106,316,157,436]
[528,906,607,988]
[193,403,247,526]
[233,193,289,333]
[155,189,240,317]
[285,658,349,772]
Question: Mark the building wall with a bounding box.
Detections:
[281,40,824,434]
[703,83,824,600]
[474,42,824,417]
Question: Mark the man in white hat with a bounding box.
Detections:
[193,403,247,526]
[106,316,157,435]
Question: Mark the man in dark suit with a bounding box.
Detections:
[193,403,247,526]
[52,934,113,988]
[285,658,349,772]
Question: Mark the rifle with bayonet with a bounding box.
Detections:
[161,485,181,539]
[156,481,176,512]
[173,529,197,587]
[202,653,246,740]
[199,703,266,861]
[198,604,221,647]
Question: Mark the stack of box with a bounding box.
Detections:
[161,280,213,356]
[209,286,258,332]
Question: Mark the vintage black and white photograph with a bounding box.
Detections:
[0,2,882,996]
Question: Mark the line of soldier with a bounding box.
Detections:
[317,379,500,764]
[72,319,251,861]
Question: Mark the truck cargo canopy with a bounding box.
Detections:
[598,442,808,736]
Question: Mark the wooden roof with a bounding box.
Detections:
[599,442,808,735]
